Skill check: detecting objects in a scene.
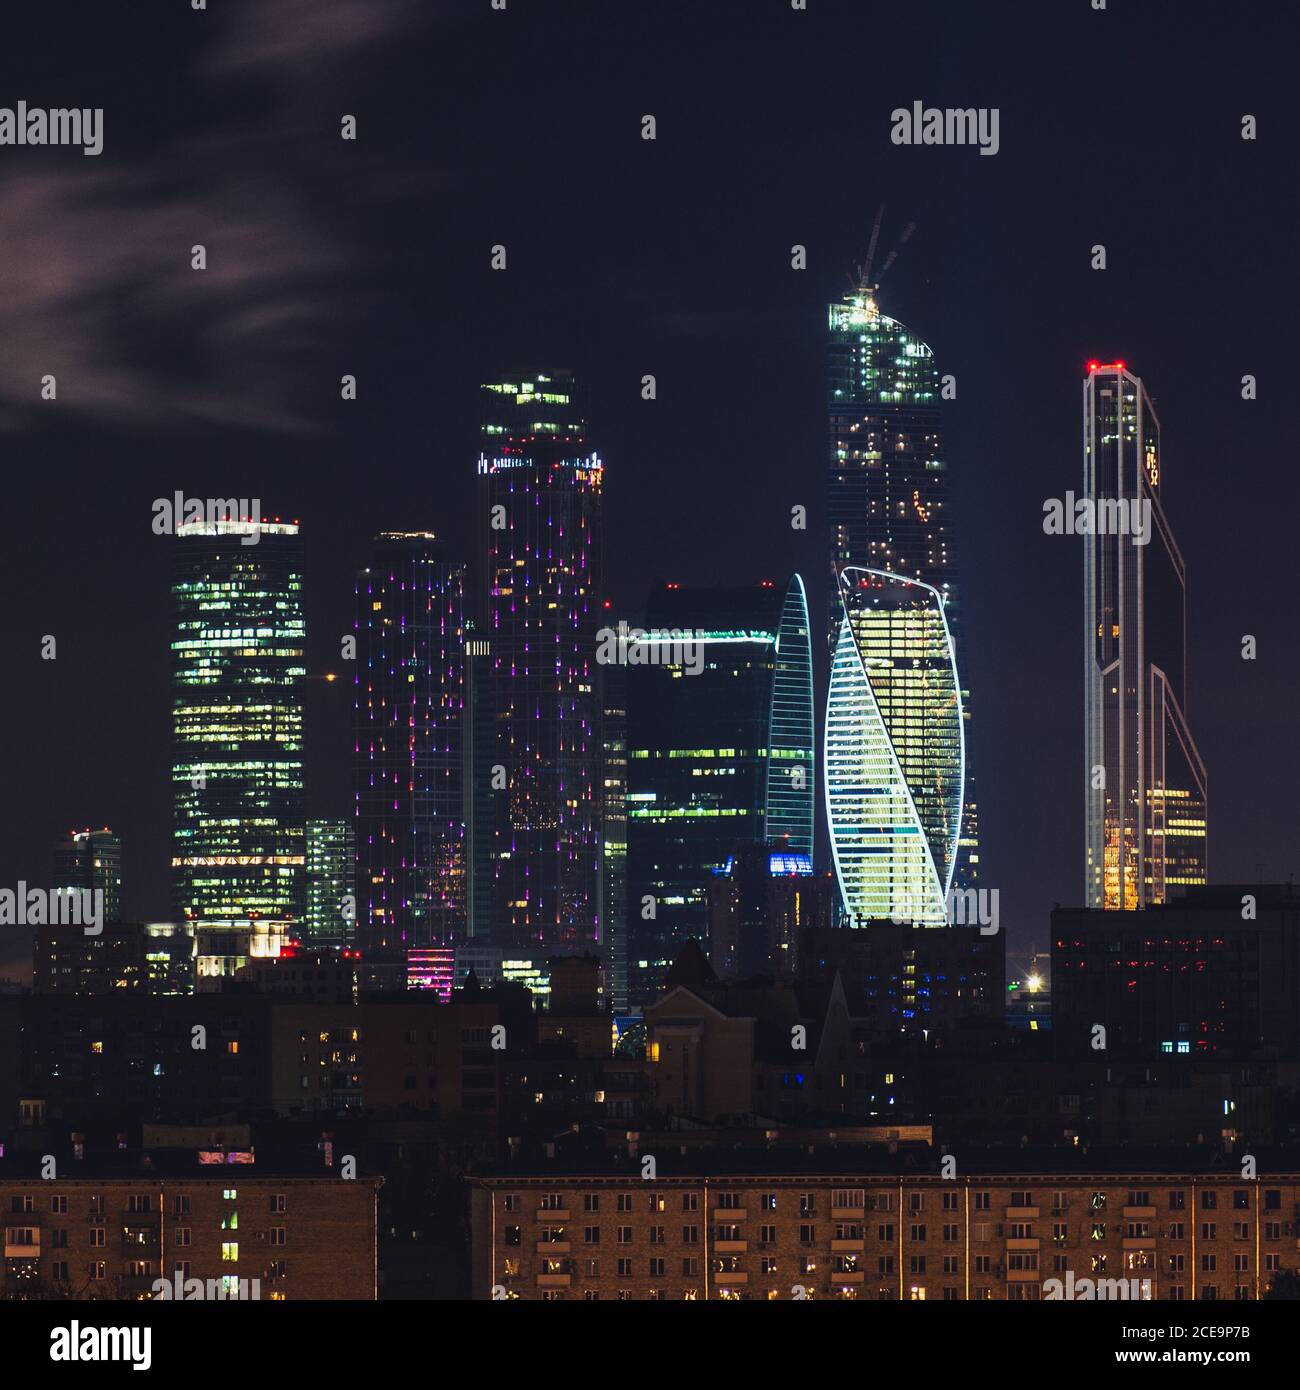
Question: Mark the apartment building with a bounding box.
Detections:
[471,1167,1300,1300]
[1,1174,380,1300]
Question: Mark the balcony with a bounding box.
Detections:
[536,1209,569,1222]
[714,1272,748,1285]
[1123,1207,1156,1220]
[715,1241,747,1254]
[834,1271,864,1284]
[1005,1207,1039,1220]
[714,1209,748,1222]
[1006,1239,1040,1251]
[832,1206,865,1220]
[536,1241,570,1254]
[832,1240,865,1252]
[536,1273,571,1288]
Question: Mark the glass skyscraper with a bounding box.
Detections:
[828,286,977,894]
[825,567,963,927]
[626,576,814,1002]
[353,531,467,964]
[53,828,122,925]
[600,660,629,1012]
[171,518,305,940]
[1083,363,1208,908]
[479,372,604,954]
[304,817,356,947]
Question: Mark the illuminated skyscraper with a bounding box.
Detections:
[172,518,305,943]
[463,621,495,941]
[600,660,629,1012]
[1083,362,1207,908]
[825,567,963,928]
[479,372,603,954]
[53,828,122,925]
[828,286,977,890]
[626,577,815,1001]
[304,817,356,947]
[353,532,467,964]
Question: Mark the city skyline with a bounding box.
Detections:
[1,0,1292,985]
[0,296,1272,980]
[0,0,1295,1336]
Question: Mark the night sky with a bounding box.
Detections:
[2,0,1296,977]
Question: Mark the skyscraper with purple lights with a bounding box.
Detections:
[478,372,604,954]
[353,532,467,968]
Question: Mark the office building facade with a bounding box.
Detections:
[825,567,963,928]
[626,577,815,1003]
[479,372,604,955]
[171,518,305,946]
[304,818,356,947]
[53,828,122,925]
[353,532,467,968]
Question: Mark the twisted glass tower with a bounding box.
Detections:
[825,567,963,927]
[828,287,977,895]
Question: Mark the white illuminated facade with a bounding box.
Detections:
[824,567,964,927]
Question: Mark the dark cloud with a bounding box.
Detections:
[0,0,428,434]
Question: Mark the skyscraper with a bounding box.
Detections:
[353,532,467,967]
[599,659,629,1012]
[828,285,977,892]
[304,817,356,947]
[1082,362,1208,908]
[825,567,964,928]
[463,621,495,942]
[53,828,122,925]
[626,577,815,1002]
[172,517,305,948]
[479,372,604,956]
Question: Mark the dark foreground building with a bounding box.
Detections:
[799,923,1005,1033]
[1052,884,1300,1059]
